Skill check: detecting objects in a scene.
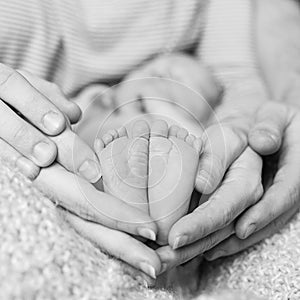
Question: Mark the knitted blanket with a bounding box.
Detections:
[1,162,299,300]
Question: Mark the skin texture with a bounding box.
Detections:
[35,162,161,282]
[113,53,223,136]
[0,65,100,183]
[155,68,269,272]
[202,0,300,260]
[206,103,300,260]
[96,119,202,245]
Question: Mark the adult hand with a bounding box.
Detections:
[112,53,222,134]
[0,64,100,183]
[35,163,161,285]
[156,146,263,272]
[205,103,300,260]
[155,101,266,272]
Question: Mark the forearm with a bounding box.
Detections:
[198,0,268,119]
[256,0,300,107]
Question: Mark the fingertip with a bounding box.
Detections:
[203,251,218,261]
[137,227,157,241]
[235,219,257,240]
[32,141,57,167]
[168,220,189,249]
[195,171,216,194]
[16,157,40,180]
[42,111,66,135]
[68,103,82,124]
[249,129,281,155]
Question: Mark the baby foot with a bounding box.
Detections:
[97,119,150,213]
[148,120,202,245]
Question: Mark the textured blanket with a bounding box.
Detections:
[1,162,299,300]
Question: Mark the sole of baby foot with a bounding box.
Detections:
[96,119,150,213]
[148,120,202,245]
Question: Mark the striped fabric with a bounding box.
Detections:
[0,0,257,97]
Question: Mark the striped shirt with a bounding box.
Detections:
[0,0,258,97]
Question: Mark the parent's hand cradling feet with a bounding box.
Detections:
[0,65,100,183]
[204,102,300,260]
[155,104,265,272]
[35,163,161,285]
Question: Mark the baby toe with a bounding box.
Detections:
[117,126,128,138]
[176,128,188,140]
[151,119,168,138]
[185,134,196,146]
[169,124,180,137]
[193,137,203,154]
[102,132,114,146]
[132,119,150,139]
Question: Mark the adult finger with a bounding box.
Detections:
[249,102,288,155]
[157,224,234,273]
[50,127,101,183]
[0,138,40,180]
[236,111,300,238]
[205,205,299,261]
[195,116,249,194]
[0,100,57,167]
[64,211,161,284]
[0,63,66,135]
[19,70,82,124]
[35,163,158,240]
[169,147,263,249]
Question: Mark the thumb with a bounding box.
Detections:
[249,102,287,155]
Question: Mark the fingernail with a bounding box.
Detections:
[137,227,156,241]
[16,157,40,180]
[159,263,168,275]
[78,159,101,183]
[196,170,210,184]
[243,224,256,239]
[136,276,149,288]
[139,262,156,279]
[33,142,55,165]
[172,235,188,249]
[205,250,225,261]
[42,111,65,133]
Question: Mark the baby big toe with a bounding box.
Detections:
[131,119,150,139]
[151,119,169,138]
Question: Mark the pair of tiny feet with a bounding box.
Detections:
[96,119,202,245]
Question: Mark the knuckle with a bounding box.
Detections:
[248,174,264,202]
[221,205,235,226]
[272,217,286,232]
[73,201,98,222]
[224,125,247,147]
[12,125,30,145]
[204,234,216,252]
